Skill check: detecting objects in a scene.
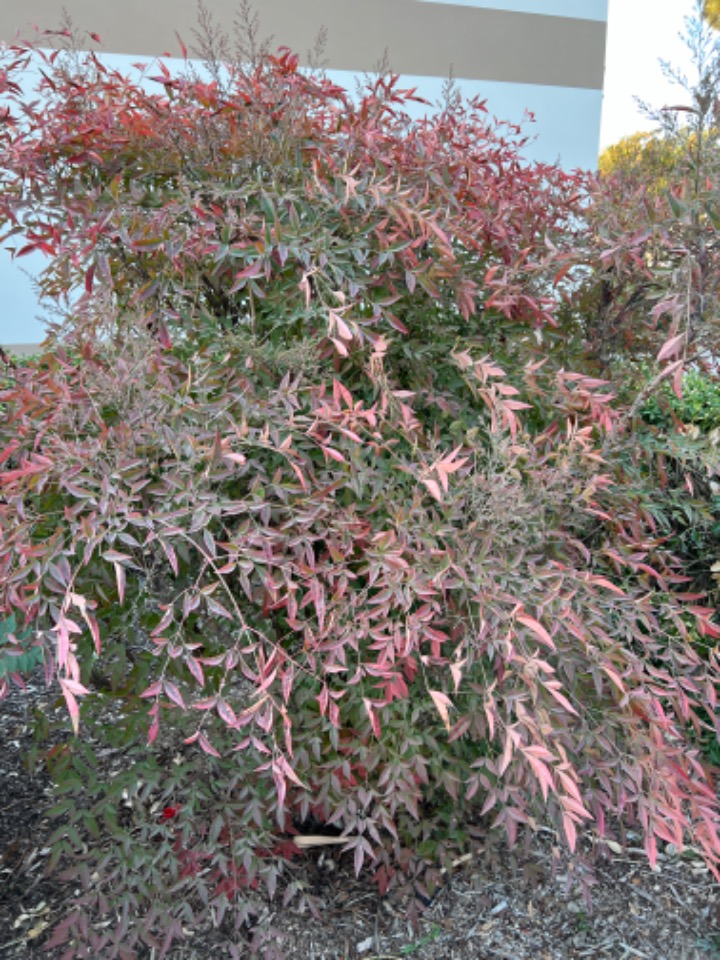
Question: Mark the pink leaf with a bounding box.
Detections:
[497,731,515,777]
[157,320,172,350]
[645,833,658,870]
[516,613,555,651]
[450,659,465,692]
[59,680,81,735]
[363,697,381,738]
[175,30,188,59]
[289,461,307,491]
[272,761,287,814]
[421,476,443,502]
[102,549,133,564]
[61,677,90,696]
[586,575,626,596]
[330,337,349,357]
[163,679,186,710]
[205,596,234,620]
[484,699,496,740]
[198,732,221,757]
[542,680,579,717]
[322,445,346,463]
[217,698,237,727]
[657,332,685,363]
[85,614,101,655]
[562,814,578,852]
[161,541,179,576]
[524,752,554,801]
[330,310,353,341]
[114,562,126,604]
[148,718,159,744]
[186,656,205,687]
[428,689,453,732]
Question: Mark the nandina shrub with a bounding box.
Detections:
[1,28,720,958]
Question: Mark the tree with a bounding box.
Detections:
[1,23,719,959]
[599,130,683,194]
[705,0,720,31]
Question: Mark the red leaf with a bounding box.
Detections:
[553,261,573,285]
[229,259,264,293]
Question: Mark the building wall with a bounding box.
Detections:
[0,1,607,348]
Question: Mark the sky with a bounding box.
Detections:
[0,0,709,346]
[600,0,704,150]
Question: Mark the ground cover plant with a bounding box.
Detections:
[1,11,720,958]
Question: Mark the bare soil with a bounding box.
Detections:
[2,679,720,960]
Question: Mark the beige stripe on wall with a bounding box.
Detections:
[0,0,606,89]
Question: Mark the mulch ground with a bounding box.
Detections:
[2,678,720,960]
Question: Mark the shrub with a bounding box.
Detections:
[635,369,720,624]
[642,370,720,432]
[1,25,720,959]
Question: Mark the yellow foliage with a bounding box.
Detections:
[598,131,683,194]
[705,0,720,30]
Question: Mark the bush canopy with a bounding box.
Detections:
[1,23,719,958]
